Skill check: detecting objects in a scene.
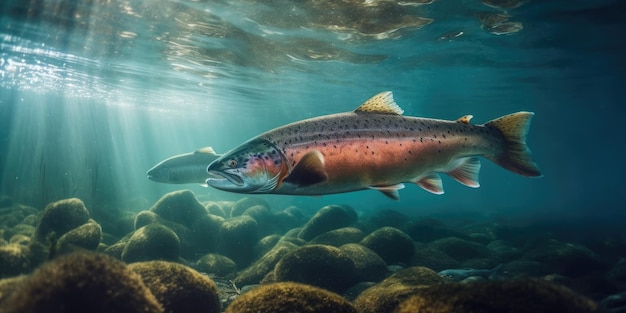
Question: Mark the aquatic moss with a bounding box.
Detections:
[225,282,357,313]
[128,261,220,313]
[33,198,90,242]
[121,224,180,263]
[298,205,358,241]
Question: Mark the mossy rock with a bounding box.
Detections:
[395,279,598,313]
[34,198,90,242]
[274,244,356,293]
[410,243,460,271]
[368,209,410,229]
[57,221,102,254]
[310,227,365,247]
[149,190,208,228]
[226,282,357,313]
[129,261,220,313]
[428,237,493,261]
[298,205,358,241]
[339,243,387,282]
[403,218,467,243]
[2,252,163,313]
[234,241,298,287]
[231,197,271,217]
[524,239,604,277]
[354,266,444,313]
[195,253,237,278]
[242,205,275,236]
[204,202,227,218]
[360,227,414,264]
[272,211,302,234]
[0,275,27,304]
[0,244,32,278]
[134,211,160,230]
[122,224,180,263]
[219,216,259,268]
[254,234,282,258]
[189,214,224,253]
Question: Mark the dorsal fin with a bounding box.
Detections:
[456,115,473,124]
[195,146,217,155]
[354,91,404,115]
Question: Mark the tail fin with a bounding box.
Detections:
[484,112,542,177]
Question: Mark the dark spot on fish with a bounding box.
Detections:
[385,141,388,144]
[408,150,412,154]
[323,143,327,147]
[438,140,442,144]
[371,151,374,155]
[274,160,280,165]
[438,149,441,153]
[399,143,403,146]
[442,134,446,139]
[290,153,294,157]
[333,145,337,148]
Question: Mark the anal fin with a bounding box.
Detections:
[283,150,328,187]
[370,183,405,200]
[446,157,481,188]
[416,173,444,195]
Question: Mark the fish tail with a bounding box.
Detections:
[484,112,542,177]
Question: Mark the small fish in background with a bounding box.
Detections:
[206,91,541,199]
[147,147,221,186]
[437,30,464,41]
[438,264,503,281]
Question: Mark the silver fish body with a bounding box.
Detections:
[147,147,220,185]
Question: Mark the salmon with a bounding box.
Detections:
[206,92,541,199]
[147,147,221,185]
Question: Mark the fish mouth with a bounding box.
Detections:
[207,170,244,186]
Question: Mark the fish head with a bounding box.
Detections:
[146,163,171,183]
[206,139,286,193]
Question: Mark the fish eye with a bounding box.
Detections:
[226,159,237,168]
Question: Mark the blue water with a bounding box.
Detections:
[1,0,625,225]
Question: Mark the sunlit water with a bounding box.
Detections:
[0,0,624,226]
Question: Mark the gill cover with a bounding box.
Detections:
[206,139,285,193]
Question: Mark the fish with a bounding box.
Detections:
[147,147,221,186]
[205,91,541,200]
[438,264,502,281]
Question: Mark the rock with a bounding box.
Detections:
[410,243,461,271]
[429,237,493,261]
[403,218,466,243]
[354,266,444,313]
[103,242,126,259]
[190,213,224,253]
[205,202,227,218]
[57,221,102,254]
[272,211,301,234]
[254,234,282,258]
[234,241,298,286]
[122,224,181,263]
[3,252,163,313]
[231,197,271,217]
[0,244,31,278]
[608,258,626,287]
[7,224,35,239]
[487,240,522,261]
[0,275,27,304]
[368,209,410,229]
[525,239,604,277]
[274,244,356,293]
[195,253,237,278]
[500,260,551,279]
[34,198,90,242]
[339,243,387,282]
[219,216,259,267]
[149,190,208,228]
[242,205,275,236]
[395,279,598,313]
[284,206,306,224]
[310,227,365,247]
[9,235,30,246]
[225,282,358,313]
[134,211,160,230]
[298,205,358,241]
[129,261,220,313]
[360,227,414,264]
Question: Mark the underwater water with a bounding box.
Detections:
[1,0,626,311]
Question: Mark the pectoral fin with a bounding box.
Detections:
[283,150,328,187]
[417,173,444,194]
[370,183,405,200]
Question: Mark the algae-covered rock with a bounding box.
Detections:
[57,221,102,254]
[190,213,224,253]
[310,227,365,247]
[242,205,275,236]
[129,261,220,313]
[0,275,27,305]
[134,210,160,230]
[360,227,414,264]
[205,202,227,218]
[122,224,180,263]
[274,244,356,293]
[231,197,271,217]
[395,279,598,313]
[254,234,282,258]
[410,243,460,271]
[524,238,603,277]
[195,253,237,278]
[34,198,90,242]
[219,215,259,267]
[340,243,387,282]
[0,244,31,278]
[234,241,298,287]
[3,252,163,313]
[354,266,444,313]
[298,205,358,241]
[149,190,208,228]
[225,282,358,313]
[428,236,493,261]
[403,218,467,243]
[103,241,126,259]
